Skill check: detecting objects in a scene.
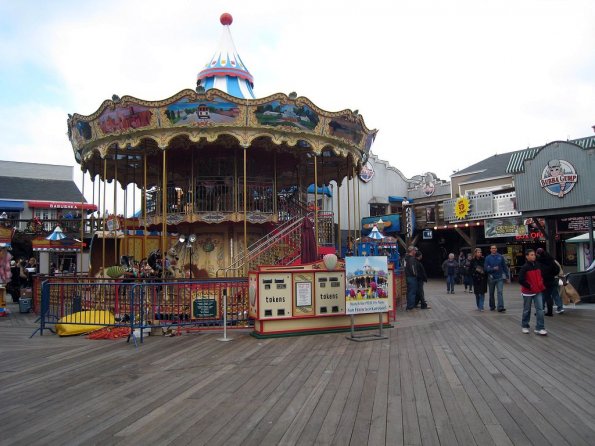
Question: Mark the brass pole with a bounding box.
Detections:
[114,148,118,266]
[243,147,248,274]
[162,148,167,269]
[80,170,85,275]
[273,152,277,218]
[337,178,341,256]
[351,163,357,247]
[143,152,147,259]
[102,157,107,273]
[346,158,351,254]
[314,154,319,255]
[356,164,361,242]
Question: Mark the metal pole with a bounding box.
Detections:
[337,179,342,256]
[143,152,147,259]
[314,154,319,255]
[102,158,107,273]
[217,289,232,342]
[243,147,247,275]
[114,146,118,266]
[162,148,167,270]
[589,215,594,267]
[80,170,85,275]
[346,159,351,254]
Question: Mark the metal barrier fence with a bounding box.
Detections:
[34,278,250,345]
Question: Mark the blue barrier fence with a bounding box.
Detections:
[34,278,250,344]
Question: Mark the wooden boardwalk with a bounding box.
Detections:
[2,280,595,445]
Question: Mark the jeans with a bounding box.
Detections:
[406,276,418,310]
[464,275,473,291]
[522,293,545,330]
[474,293,485,310]
[416,279,428,308]
[542,284,563,313]
[488,278,504,310]
[446,274,456,292]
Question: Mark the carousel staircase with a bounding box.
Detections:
[218,213,311,276]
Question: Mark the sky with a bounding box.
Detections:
[1,0,594,206]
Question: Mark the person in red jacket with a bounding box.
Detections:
[518,249,547,336]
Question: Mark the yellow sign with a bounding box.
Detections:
[454,197,471,219]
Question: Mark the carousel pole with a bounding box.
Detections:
[356,163,361,242]
[243,146,248,275]
[123,153,128,259]
[273,152,277,218]
[337,177,342,257]
[346,158,351,254]
[79,169,85,275]
[143,152,147,260]
[314,154,319,255]
[114,146,118,266]
[351,163,357,247]
[102,157,107,274]
[162,148,167,271]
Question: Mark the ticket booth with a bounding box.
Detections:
[249,257,394,337]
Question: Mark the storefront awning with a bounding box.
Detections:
[389,196,413,203]
[0,200,25,211]
[307,184,332,197]
[27,201,97,211]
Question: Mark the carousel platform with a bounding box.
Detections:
[1,280,595,445]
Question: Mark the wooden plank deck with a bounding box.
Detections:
[1,279,595,445]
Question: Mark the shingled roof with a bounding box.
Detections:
[0,176,87,202]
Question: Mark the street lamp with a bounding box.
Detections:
[179,234,197,278]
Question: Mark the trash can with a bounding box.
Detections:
[19,297,32,313]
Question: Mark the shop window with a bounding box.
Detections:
[34,208,58,231]
[370,204,388,217]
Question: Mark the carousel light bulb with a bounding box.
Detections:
[189,234,197,243]
[178,235,186,244]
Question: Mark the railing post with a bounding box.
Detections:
[217,289,232,342]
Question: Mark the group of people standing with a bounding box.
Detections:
[405,245,565,336]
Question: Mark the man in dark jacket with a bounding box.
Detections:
[519,249,547,336]
[404,246,418,310]
[484,245,510,312]
[536,248,563,316]
[415,251,430,309]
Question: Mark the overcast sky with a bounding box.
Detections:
[1,0,594,201]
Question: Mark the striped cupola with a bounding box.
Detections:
[197,13,255,99]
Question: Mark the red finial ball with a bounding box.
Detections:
[220,13,233,26]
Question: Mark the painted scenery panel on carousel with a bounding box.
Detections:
[98,104,153,135]
[72,120,93,142]
[327,116,364,145]
[165,97,242,126]
[254,101,319,131]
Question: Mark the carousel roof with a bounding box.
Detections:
[197,13,255,99]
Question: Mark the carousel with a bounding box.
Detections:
[67,13,377,278]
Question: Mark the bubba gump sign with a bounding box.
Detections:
[540,159,578,198]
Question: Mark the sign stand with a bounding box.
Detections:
[217,289,232,342]
[346,313,388,342]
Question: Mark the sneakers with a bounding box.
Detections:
[522,327,529,334]
[534,329,548,336]
[556,308,565,314]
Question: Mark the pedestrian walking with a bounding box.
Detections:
[470,248,487,311]
[442,253,459,294]
[463,253,473,293]
[415,251,430,309]
[536,248,564,315]
[484,245,510,312]
[519,249,547,335]
[404,246,418,310]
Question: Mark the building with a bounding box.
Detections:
[0,161,96,274]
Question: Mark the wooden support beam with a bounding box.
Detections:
[454,227,472,247]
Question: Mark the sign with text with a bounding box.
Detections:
[345,256,389,315]
[558,216,595,233]
[484,217,527,238]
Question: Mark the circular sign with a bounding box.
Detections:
[359,161,375,183]
[540,159,578,198]
[454,197,470,219]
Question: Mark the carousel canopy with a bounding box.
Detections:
[197,13,255,99]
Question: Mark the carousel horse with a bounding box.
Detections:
[148,248,181,279]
